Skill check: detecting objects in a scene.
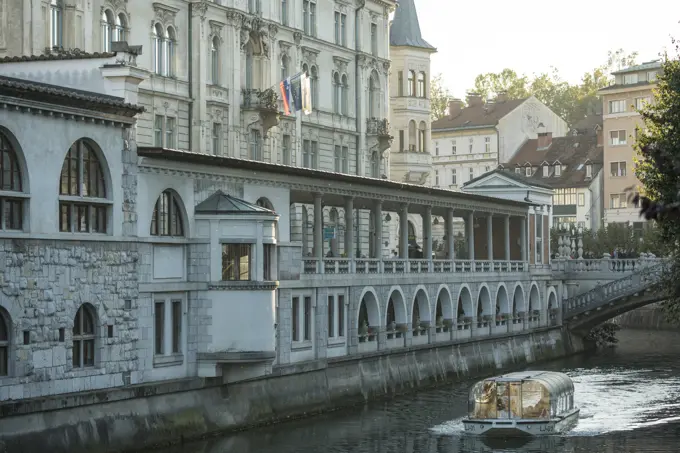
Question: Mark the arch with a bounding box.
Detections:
[58,138,111,234]
[456,284,473,319]
[547,287,558,310]
[0,127,29,193]
[0,306,10,376]
[151,189,186,237]
[101,9,115,52]
[115,12,128,41]
[528,283,541,312]
[435,285,454,322]
[477,284,492,318]
[495,284,510,315]
[357,287,380,328]
[0,128,27,231]
[512,283,526,314]
[412,286,431,323]
[152,23,165,74]
[72,303,97,369]
[386,287,407,326]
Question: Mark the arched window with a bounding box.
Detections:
[101,10,115,52]
[165,27,176,77]
[245,46,254,89]
[333,72,341,114]
[50,0,63,48]
[418,121,427,152]
[0,131,24,230]
[115,13,128,42]
[0,308,9,376]
[407,221,416,241]
[73,304,96,368]
[151,190,184,236]
[59,139,108,233]
[341,74,349,116]
[153,23,165,75]
[211,37,220,85]
[280,55,289,83]
[310,65,319,109]
[368,72,379,119]
[417,72,426,98]
[407,70,416,97]
[408,120,417,152]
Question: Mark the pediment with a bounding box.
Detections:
[464,173,529,190]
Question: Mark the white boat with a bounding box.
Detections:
[462,371,580,437]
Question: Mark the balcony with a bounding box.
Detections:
[390,148,433,184]
[299,258,528,276]
[366,118,393,153]
[241,88,279,134]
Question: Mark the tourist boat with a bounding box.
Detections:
[462,371,579,437]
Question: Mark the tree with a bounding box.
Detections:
[468,49,638,127]
[549,223,666,258]
[430,73,453,121]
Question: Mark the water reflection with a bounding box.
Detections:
[155,330,680,453]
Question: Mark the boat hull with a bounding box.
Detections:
[462,408,580,437]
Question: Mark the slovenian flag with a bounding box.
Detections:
[279,72,311,116]
[279,78,293,115]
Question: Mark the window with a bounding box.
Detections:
[399,130,404,152]
[341,74,349,115]
[211,37,220,85]
[368,72,379,118]
[151,190,184,236]
[328,294,345,338]
[155,115,176,148]
[222,243,251,281]
[248,0,261,14]
[648,71,658,82]
[535,216,543,264]
[468,167,474,181]
[50,0,63,48]
[303,140,310,168]
[554,165,561,177]
[468,137,473,152]
[310,66,319,109]
[333,72,341,114]
[397,71,403,96]
[515,167,521,174]
[370,151,379,177]
[484,166,490,173]
[609,193,628,209]
[434,170,439,186]
[334,12,347,46]
[525,166,532,177]
[610,161,626,177]
[282,134,291,165]
[211,123,222,155]
[371,23,378,55]
[555,216,577,229]
[102,10,115,52]
[435,143,439,156]
[311,141,318,169]
[250,129,262,161]
[452,141,457,154]
[281,0,288,25]
[542,165,549,177]
[280,55,289,82]
[0,132,24,230]
[115,13,128,42]
[59,140,108,234]
[451,169,457,185]
[334,145,342,172]
[292,295,312,342]
[484,136,491,152]
[578,193,585,206]
[609,130,627,146]
[407,70,415,96]
[342,146,349,173]
[154,296,184,359]
[417,72,425,98]
[553,188,577,205]
[72,304,95,368]
[263,244,275,280]
[153,24,164,75]
[586,164,592,178]
[303,0,316,36]
[635,97,651,110]
[623,73,638,84]
[608,100,626,114]
[0,309,9,376]
[166,117,176,148]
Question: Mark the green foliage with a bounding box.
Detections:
[469,49,637,127]
[430,73,452,121]
[586,322,621,348]
[549,223,667,257]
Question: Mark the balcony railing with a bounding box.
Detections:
[241,88,278,111]
[300,258,528,275]
[366,118,391,136]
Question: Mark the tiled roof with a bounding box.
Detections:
[503,133,603,189]
[0,75,143,117]
[0,51,115,64]
[194,190,275,215]
[612,60,662,75]
[432,98,527,131]
[389,0,436,51]
[571,114,602,134]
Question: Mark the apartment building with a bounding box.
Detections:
[598,60,662,228]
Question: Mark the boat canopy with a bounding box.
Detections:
[492,371,575,396]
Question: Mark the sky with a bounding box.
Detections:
[412,0,680,97]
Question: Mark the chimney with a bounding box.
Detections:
[496,91,508,103]
[466,92,483,107]
[447,98,464,118]
[537,132,553,149]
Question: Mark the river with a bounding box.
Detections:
[155,329,680,453]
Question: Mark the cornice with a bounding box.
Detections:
[0,96,135,127]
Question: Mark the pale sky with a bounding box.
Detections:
[413,0,680,97]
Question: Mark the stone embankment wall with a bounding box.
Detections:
[0,327,584,453]
[613,303,676,330]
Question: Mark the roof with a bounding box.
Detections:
[137,147,531,209]
[483,371,574,395]
[571,114,602,134]
[463,168,553,190]
[389,0,436,51]
[194,190,276,216]
[0,50,115,64]
[0,75,144,117]
[432,98,527,131]
[612,60,662,75]
[504,133,603,189]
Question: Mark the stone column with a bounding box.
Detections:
[504,215,511,261]
[313,193,323,260]
[423,206,433,262]
[446,208,455,260]
[487,214,493,261]
[374,200,383,259]
[400,203,409,259]
[344,196,354,257]
[467,211,475,261]
[521,215,528,262]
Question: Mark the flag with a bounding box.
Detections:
[290,76,302,113]
[279,78,292,115]
[301,73,312,115]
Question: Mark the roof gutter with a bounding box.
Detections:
[432,124,498,133]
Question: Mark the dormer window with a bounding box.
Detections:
[586,164,592,178]
[542,165,549,177]
[554,165,561,177]
[515,168,521,174]
[525,166,532,177]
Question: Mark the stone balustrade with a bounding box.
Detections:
[301,258,529,275]
[552,256,665,274]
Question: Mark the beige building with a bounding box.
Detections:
[599,60,662,228]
